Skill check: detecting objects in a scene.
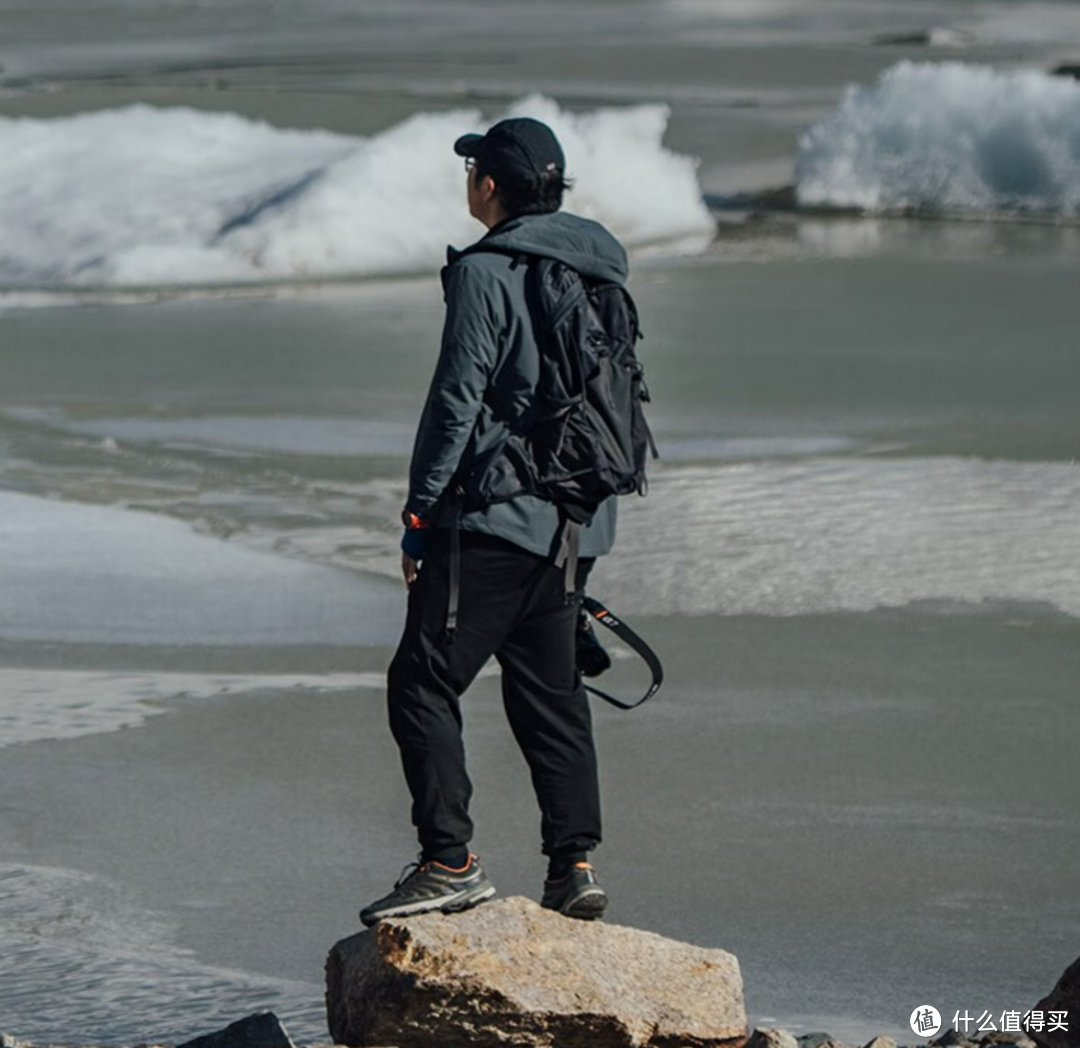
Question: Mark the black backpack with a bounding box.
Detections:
[440,252,657,623]
[462,254,657,525]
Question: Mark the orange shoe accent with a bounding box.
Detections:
[573,862,593,870]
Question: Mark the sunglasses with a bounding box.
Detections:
[464,157,477,173]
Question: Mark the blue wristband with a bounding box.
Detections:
[401,526,428,561]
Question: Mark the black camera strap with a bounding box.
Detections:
[580,596,664,710]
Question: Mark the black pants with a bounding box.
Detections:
[387,529,601,862]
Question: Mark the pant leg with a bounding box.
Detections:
[387,530,544,859]
[496,560,602,858]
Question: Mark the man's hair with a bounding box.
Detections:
[474,162,572,216]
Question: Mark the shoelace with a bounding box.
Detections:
[394,853,475,888]
[393,858,424,889]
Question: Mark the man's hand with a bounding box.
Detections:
[402,552,419,588]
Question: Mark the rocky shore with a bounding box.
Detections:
[2,1016,1070,1048]
[3,901,1075,1048]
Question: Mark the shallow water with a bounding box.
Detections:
[1,1,1079,1044]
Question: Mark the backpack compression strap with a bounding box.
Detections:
[553,517,581,605]
[581,596,664,710]
[444,495,463,643]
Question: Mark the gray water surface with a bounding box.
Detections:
[1,1,1079,1043]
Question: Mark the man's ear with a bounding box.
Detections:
[480,174,498,200]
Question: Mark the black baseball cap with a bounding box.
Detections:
[454,117,566,184]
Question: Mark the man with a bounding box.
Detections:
[360,117,629,927]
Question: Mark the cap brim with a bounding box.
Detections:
[453,133,485,157]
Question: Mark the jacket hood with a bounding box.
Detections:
[448,211,628,283]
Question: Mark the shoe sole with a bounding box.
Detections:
[561,886,608,920]
[360,883,496,926]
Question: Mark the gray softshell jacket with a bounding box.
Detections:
[404,210,629,559]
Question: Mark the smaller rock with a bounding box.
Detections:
[981,1035,1036,1048]
[931,1031,977,1048]
[748,1029,799,1048]
[799,1036,841,1048]
[791,1035,852,1048]
[176,1013,295,1048]
[874,30,933,45]
[863,1037,898,1048]
[872,27,974,47]
[1050,63,1080,80]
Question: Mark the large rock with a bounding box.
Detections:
[326,895,746,1048]
[1029,955,1080,1048]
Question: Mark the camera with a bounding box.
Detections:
[575,609,612,678]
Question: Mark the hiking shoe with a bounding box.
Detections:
[540,862,608,920]
[359,854,495,927]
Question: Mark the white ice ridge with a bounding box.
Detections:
[0,669,385,749]
[796,61,1080,215]
[0,95,711,288]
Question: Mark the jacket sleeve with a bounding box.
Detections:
[405,260,504,517]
